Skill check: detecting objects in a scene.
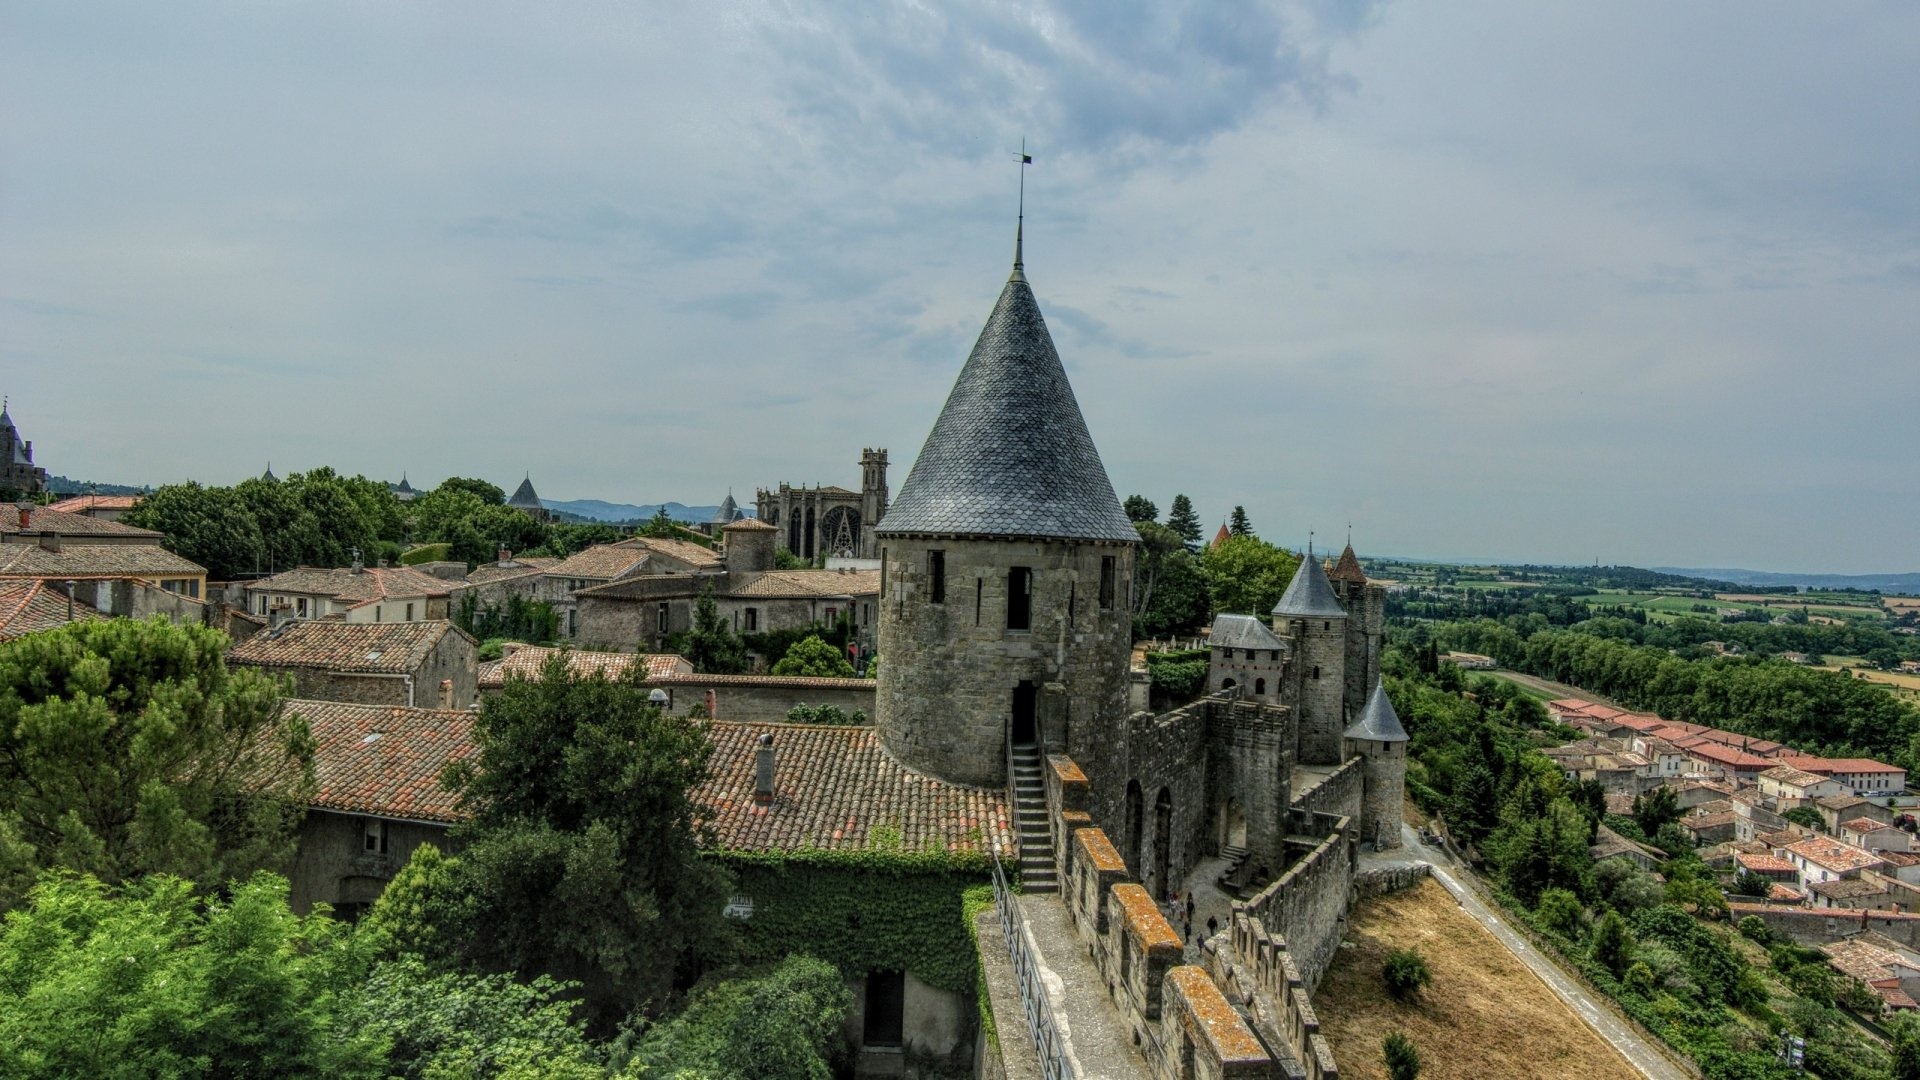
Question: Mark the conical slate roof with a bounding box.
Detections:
[1272,553,1346,618]
[1329,544,1366,584]
[508,475,542,509]
[876,259,1134,543]
[1345,682,1409,742]
[711,493,739,524]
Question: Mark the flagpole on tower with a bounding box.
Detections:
[1013,138,1032,279]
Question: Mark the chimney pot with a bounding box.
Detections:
[16,505,28,529]
[439,678,454,709]
[498,546,511,566]
[754,733,775,804]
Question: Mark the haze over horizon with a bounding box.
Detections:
[5,3,1916,574]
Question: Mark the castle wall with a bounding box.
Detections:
[875,535,1133,788]
[1241,813,1355,992]
[647,675,875,724]
[1204,697,1296,876]
[1291,758,1365,828]
[1347,738,1407,850]
[1113,704,1211,894]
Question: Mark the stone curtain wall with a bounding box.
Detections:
[1728,902,1920,950]
[1119,704,1213,891]
[652,676,876,725]
[1353,863,1431,900]
[1043,751,1283,1079]
[1217,910,1341,1080]
[1241,815,1355,993]
[1291,759,1364,825]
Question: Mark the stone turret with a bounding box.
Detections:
[1273,553,1347,765]
[1327,543,1384,723]
[874,229,1136,788]
[722,517,778,573]
[859,448,889,558]
[1344,681,1409,850]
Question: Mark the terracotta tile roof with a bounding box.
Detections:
[725,569,880,598]
[0,578,105,639]
[1818,795,1871,812]
[613,536,724,569]
[286,698,473,823]
[1547,698,1594,712]
[228,619,468,673]
[1687,743,1773,769]
[1737,853,1797,874]
[545,544,652,581]
[1843,817,1900,835]
[649,672,876,691]
[478,644,691,688]
[695,720,1012,855]
[1788,836,1888,874]
[0,506,161,538]
[1769,883,1803,902]
[1883,851,1920,868]
[1682,811,1736,831]
[0,544,207,579]
[722,518,778,532]
[1812,878,1889,900]
[1761,765,1831,788]
[1819,759,1905,775]
[1327,544,1367,584]
[249,565,450,604]
[44,494,143,514]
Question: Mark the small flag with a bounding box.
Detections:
[1021,153,1033,164]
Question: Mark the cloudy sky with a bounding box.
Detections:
[4,2,1916,572]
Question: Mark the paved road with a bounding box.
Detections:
[1484,669,1625,708]
[1393,825,1694,1080]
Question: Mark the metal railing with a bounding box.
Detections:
[991,849,1076,1080]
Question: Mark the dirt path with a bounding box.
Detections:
[1484,669,1624,708]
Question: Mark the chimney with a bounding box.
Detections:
[439,678,454,709]
[497,546,512,566]
[754,733,775,804]
[351,547,363,574]
[38,527,59,553]
[16,504,28,529]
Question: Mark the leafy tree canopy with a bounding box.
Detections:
[633,955,852,1080]
[1199,535,1300,618]
[684,583,749,675]
[1122,495,1158,523]
[770,635,855,678]
[438,476,507,506]
[0,618,314,907]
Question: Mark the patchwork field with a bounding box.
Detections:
[1316,877,1641,1080]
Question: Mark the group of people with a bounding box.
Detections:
[1163,889,1219,948]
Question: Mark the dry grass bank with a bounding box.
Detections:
[1315,877,1640,1080]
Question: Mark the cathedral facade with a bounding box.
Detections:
[754,447,889,560]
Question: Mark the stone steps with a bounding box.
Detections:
[1010,744,1056,893]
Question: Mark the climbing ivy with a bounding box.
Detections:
[718,847,992,995]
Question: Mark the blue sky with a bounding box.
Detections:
[3,2,1916,572]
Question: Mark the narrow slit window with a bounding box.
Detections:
[975,578,983,625]
[928,549,946,604]
[1099,555,1116,609]
[1007,567,1032,631]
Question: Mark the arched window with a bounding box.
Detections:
[1254,678,1266,695]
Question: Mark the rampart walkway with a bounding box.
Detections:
[1010,891,1153,1079]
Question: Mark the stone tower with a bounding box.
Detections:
[859,448,889,559]
[1273,553,1348,765]
[1327,543,1384,723]
[0,400,49,495]
[722,517,778,573]
[874,228,1138,789]
[1344,681,1409,850]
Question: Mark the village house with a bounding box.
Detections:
[43,493,143,521]
[1817,794,1897,833]
[245,562,451,625]
[1680,811,1738,846]
[1,505,208,601]
[1822,936,1920,1015]
[1785,835,1888,888]
[1683,742,1775,784]
[1758,765,1849,805]
[1810,878,1896,910]
[1589,824,1664,871]
[227,619,477,708]
[1630,735,1693,778]
[1734,852,1799,887]
[282,698,474,917]
[1841,818,1918,854]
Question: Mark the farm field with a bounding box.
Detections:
[1817,664,1920,701]
[1577,588,1886,624]
[1316,877,1642,1080]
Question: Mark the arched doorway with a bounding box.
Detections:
[1152,788,1174,901]
[1011,681,1038,747]
[1124,781,1144,877]
[1220,798,1247,850]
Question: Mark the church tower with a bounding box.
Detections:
[1273,552,1348,765]
[874,226,1137,788]
[858,448,889,558]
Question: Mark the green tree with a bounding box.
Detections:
[1199,535,1300,618]
[342,956,604,1080]
[1383,1032,1421,1080]
[634,955,852,1080]
[438,476,508,505]
[684,582,750,674]
[640,506,680,539]
[1122,495,1158,523]
[1228,505,1253,537]
[0,619,314,905]
[771,634,856,678]
[1782,805,1824,831]
[1591,910,1633,977]
[1892,1013,1920,1080]
[1130,521,1187,630]
[440,652,734,1022]
[1382,948,1432,1001]
[0,872,384,1079]
[1632,786,1681,835]
[1166,494,1202,551]
[124,481,266,580]
[1537,888,1587,941]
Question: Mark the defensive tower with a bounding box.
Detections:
[1272,550,1347,765]
[1344,681,1409,849]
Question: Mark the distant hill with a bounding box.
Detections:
[1654,567,1920,594]
[44,476,148,496]
[543,499,749,525]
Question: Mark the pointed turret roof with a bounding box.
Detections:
[1329,543,1366,584]
[262,463,278,483]
[711,492,739,525]
[1211,522,1231,548]
[508,475,542,509]
[876,244,1134,543]
[1272,552,1346,618]
[1345,682,1409,743]
[394,473,414,495]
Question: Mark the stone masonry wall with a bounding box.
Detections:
[1204,696,1295,877]
[1242,814,1355,993]
[1040,751,1282,1079]
[876,535,1134,788]
[649,676,876,724]
[1281,617,1347,766]
[1291,759,1363,827]
[1727,903,1920,950]
[1116,703,1212,895]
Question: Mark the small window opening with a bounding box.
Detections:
[1099,555,1116,609]
[1007,567,1032,631]
[929,549,946,604]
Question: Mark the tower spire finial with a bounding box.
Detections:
[1012,139,1032,281]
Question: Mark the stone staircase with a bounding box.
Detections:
[1010,743,1057,894]
[1218,843,1253,898]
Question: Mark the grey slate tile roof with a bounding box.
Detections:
[508,476,542,509]
[1345,682,1409,742]
[1272,554,1347,618]
[875,268,1136,543]
[1209,613,1285,652]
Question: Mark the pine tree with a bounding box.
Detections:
[1384,1032,1421,1080]
[1591,910,1632,978]
[1228,505,1252,537]
[1166,494,1202,550]
[685,582,749,674]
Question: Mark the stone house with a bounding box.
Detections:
[1810,878,1894,910]
[1785,836,1888,888]
[1842,818,1917,854]
[1205,614,1287,701]
[245,563,451,625]
[282,698,474,916]
[1759,765,1849,805]
[227,619,477,709]
[1818,794,1898,834]
[44,493,142,521]
[1590,824,1664,871]
[1,505,208,600]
